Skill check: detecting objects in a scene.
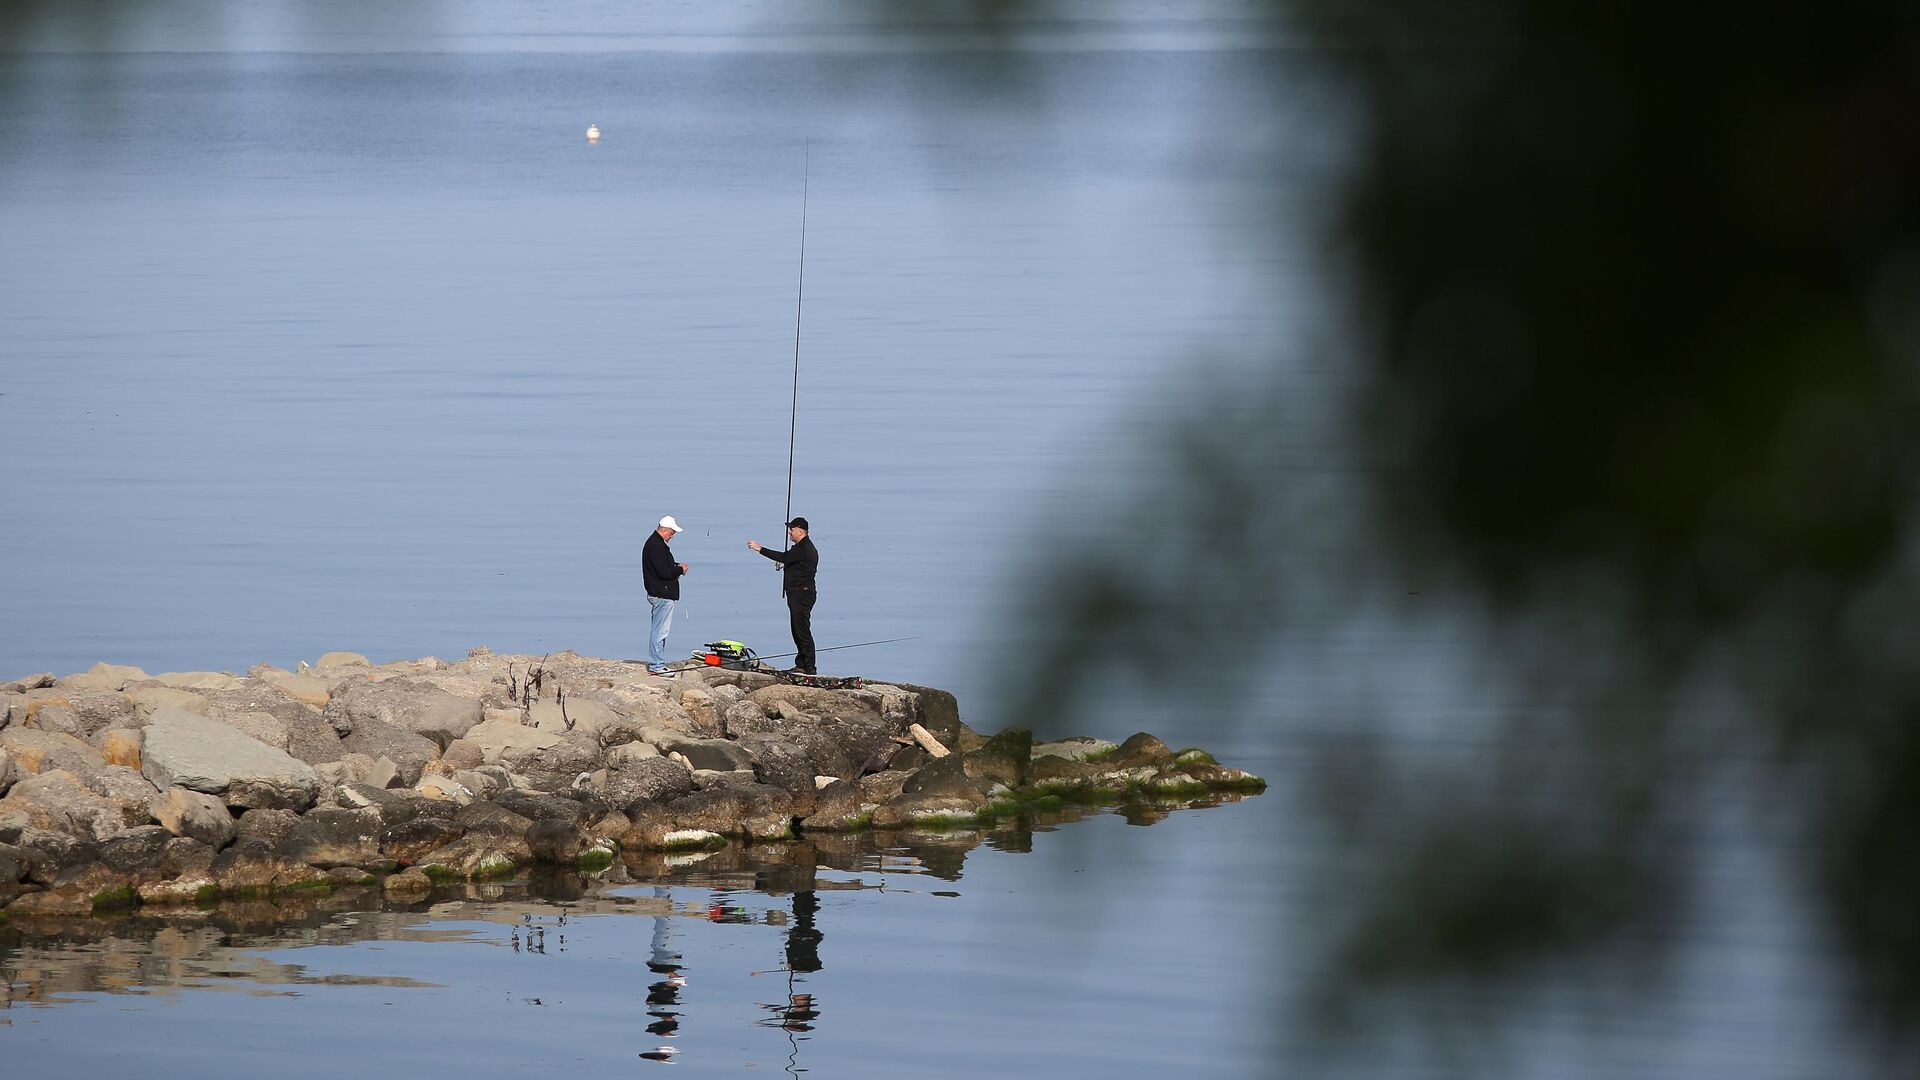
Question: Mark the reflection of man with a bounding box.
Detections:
[760,889,825,1032]
[786,890,823,975]
[644,886,685,1046]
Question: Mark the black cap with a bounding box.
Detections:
[786,517,809,530]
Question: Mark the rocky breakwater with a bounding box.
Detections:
[0,650,1264,917]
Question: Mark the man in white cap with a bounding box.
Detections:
[643,515,690,676]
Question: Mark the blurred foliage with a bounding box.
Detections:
[923,0,1920,1073]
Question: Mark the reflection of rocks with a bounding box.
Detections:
[0,649,1261,915]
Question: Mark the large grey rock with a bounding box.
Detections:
[234,807,302,849]
[526,695,629,741]
[98,824,174,875]
[22,704,83,737]
[0,769,140,841]
[901,755,991,800]
[594,756,696,813]
[381,816,465,864]
[461,718,561,767]
[141,709,319,808]
[514,733,607,793]
[338,716,437,786]
[87,766,162,829]
[888,682,963,747]
[961,727,1032,788]
[316,651,372,668]
[1107,731,1175,771]
[126,686,211,720]
[151,786,237,850]
[799,779,865,831]
[0,728,107,776]
[651,733,753,773]
[209,839,331,895]
[279,807,385,869]
[2,672,56,693]
[0,749,13,796]
[737,733,821,815]
[325,680,483,748]
[664,784,795,841]
[153,671,243,691]
[60,662,150,692]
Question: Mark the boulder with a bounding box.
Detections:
[61,662,150,692]
[594,757,696,813]
[902,755,991,800]
[0,749,13,796]
[606,741,659,768]
[209,840,332,895]
[316,652,372,668]
[381,816,465,864]
[1,728,107,776]
[141,709,318,809]
[665,784,796,841]
[451,768,505,800]
[337,716,437,786]
[527,695,629,741]
[514,733,607,794]
[98,824,174,875]
[103,728,143,769]
[279,808,385,869]
[22,704,82,737]
[153,671,243,691]
[526,817,590,863]
[651,733,753,773]
[799,779,866,831]
[416,803,534,878]
[442,739,484,770]
[462,718,562,767]
[127,686,211,720]
[737,734,821,815]
[962,727,1032,788]
[677,686,725,737]
[872,791,987,829]
[151,786,237,849]
[7,826,96,885]
[325,680,483,748]
[492,790,590,825]
[87,766,162,830]
[888,682,963,747]
[1106,732,1175,771]
[3,672,56,693]
[234,808,302,849]
[0,769,138,841]
[1033,736,1120,762]
[261,672,335,709]
[415,774,473,803]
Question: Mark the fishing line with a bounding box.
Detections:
[781,148,810,593]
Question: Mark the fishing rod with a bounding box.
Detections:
[747,635,920,666]
[780,150,810,595]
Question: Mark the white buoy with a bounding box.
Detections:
[586,124,600,143]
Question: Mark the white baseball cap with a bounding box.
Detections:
[658,515,683,533]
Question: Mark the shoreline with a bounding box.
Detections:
[0,648,1264,917]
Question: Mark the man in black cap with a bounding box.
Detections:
[748,517,818,674]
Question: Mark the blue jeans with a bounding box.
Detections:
[647,596,676,672]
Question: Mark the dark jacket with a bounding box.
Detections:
[757,536,818,594]
[643,530,684,600]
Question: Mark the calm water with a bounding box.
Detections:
[0,13,1877,1079]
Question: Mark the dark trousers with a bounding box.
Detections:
[786,587,816,672]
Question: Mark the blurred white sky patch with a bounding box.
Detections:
[6,0,1297,54]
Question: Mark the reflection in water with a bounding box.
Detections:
[0,800,1247,1065]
